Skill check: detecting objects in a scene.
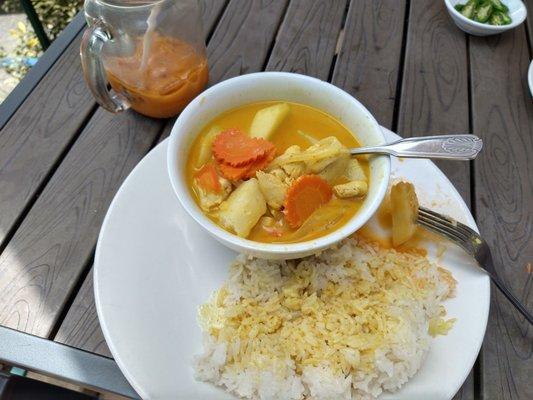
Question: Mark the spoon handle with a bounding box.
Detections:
[350,134,483,160]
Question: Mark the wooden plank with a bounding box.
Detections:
[54,270,111,358]
[265,0,347,79]
[0,0,228,339]
[397,0,471,205]
[206,0,289,85]
[332,0,407,129]
[199,0,229,37]
[0,32,95,249]
[525,0,533,54]
[0,109,160,337]
[396,2,474,399]
[0,13,87,130]
[470,26,533,400]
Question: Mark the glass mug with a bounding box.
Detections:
[81,0,208,118]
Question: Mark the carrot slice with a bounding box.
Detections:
[218,162,249,181]
[218,147,276,181]
[212,128,274,167]
[242,146,276,179]
[284,175,333,229]
[195,163,222,193]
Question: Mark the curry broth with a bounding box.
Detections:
[186,101,370,243]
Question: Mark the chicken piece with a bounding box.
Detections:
[268,136,347,171]
[305,137,347,173]
[218,178,267,237]
[195,176,232,211]
[318,154,349,184]
[344,158,367,182]
[333,180,368,198]
[256,170,288,210]
[390,181,419,247]
[281,145,307,179]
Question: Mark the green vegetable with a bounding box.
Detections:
[488,0,509,13]
[454,0,512,26]
[500,12,512,24]
[489,12,505,25]
[460,1,477,19]
[474,3,493,23]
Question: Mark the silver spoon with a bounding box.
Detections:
[350,134,483,160]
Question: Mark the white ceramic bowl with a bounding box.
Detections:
[445,0,527,36]
[167,72,390,259]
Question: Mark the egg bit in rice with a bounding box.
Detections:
[194,182,457,400]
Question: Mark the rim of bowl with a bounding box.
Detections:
[167,72,391,257]
[445,0,527,30]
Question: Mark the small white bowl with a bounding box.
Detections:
[167,72,390,259]
[445,0,527,36]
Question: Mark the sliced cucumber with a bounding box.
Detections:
[461,1,476,19]
[488,0,508,13]
[489,12,505,25]
[501,12,512,25]
[474,3,493,23]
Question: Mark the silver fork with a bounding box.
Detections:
[417,206,533,324]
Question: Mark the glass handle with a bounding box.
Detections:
[80,21,129,113]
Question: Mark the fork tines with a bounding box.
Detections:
[417,206,480,251]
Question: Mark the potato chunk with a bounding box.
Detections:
[250,103,290,139]
[390,181,419,247]
[218,178,266,237]
[256,171,288,210]
[196,126,222,167]
[333,180,368,198]
[345,158,367,182]
[319,155,349,184]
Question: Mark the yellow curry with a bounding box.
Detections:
[185,101,370,243]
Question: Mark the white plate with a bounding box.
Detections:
[94,129,490,400]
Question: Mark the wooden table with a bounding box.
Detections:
[0,1,531,398]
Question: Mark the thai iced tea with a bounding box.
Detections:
[104,33,208,118]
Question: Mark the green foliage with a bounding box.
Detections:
[1,0,84,82]
[0,21,42,80]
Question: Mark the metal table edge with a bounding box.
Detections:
[0,325,140,399]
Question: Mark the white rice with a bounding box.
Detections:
[194,236,455,399]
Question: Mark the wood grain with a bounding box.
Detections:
[0,109,160,337]
[199,0,229,37]
[470,26,533,400]
[332,0,407,129]
[266,0,347,79]
[525,0,533,54]
[54,270,111,357]
[0,33,95,248]
[206,0,290,85]
[397,0,471,206]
